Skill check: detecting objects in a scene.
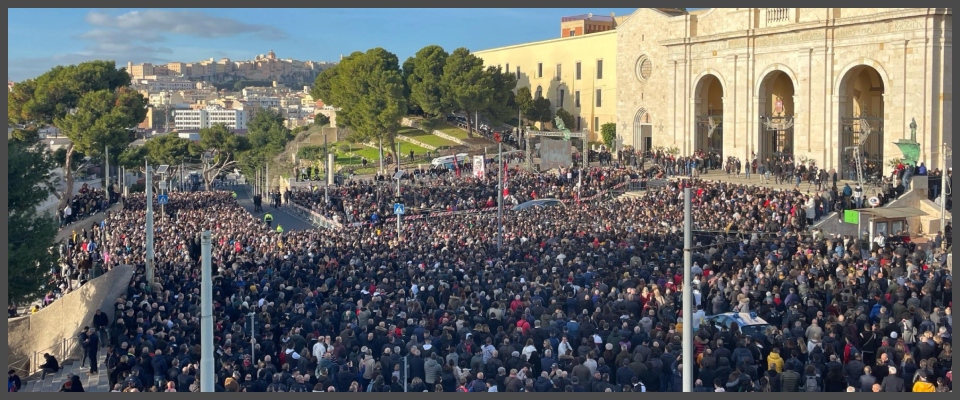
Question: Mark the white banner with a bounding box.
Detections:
[473,156,485,179]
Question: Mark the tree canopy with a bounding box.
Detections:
[406,45,449,118]
[311,48,407,148]
[440,47,492,138]
[197,124,246,190]
[237,109,294,177]
[556,108,576,131]
[143,133,200,166]
[482,66,519,125]
[526,97,553,127]
[8,140,60,303]
[8,60,147,210]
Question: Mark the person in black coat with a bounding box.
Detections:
[39,353,60,380]
[408,351,426,383]
[83,329,100,374]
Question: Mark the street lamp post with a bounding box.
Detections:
[497,141,504,251]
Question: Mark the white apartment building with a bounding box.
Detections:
[174,105,248,131]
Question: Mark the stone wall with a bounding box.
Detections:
[7,265,134,375]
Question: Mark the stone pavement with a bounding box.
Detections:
[20,352,110,392]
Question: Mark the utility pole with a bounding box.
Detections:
[396,170,402,241]
[266,162,270,197]
[200,230,214,392]
[682,186,693,392]
[396,140,401,172]
[497,141,504,251]
[145,159,156,292]
[379,137,384,175]
[104,145,110,203]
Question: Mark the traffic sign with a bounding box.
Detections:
[157,194,169,205]
[394,203,405,215]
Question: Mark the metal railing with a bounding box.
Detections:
[31,336,82,376]
[11,335,82,378]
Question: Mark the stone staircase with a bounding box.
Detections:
[20,352,111,392]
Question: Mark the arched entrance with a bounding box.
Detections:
[694,74,724,161]
[838,65,885,181]
[757,71,796,163]
[632,108,652,157]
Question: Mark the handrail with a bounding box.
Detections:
[28,335,82,376]
[8,356,30,378]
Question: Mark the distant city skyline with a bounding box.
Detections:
[8,8,640,82]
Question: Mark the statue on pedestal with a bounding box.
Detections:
[895,117,921,167]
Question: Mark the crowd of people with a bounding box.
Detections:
[18,159,947,394]
[58,184,112,228]
[290,166,641,226]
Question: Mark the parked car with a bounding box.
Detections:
[702,312,770,340]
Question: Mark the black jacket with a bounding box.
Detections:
[880,375,904,392]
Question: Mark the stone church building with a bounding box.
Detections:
[616,8,951,175]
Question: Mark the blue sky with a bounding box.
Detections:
[8,8,641,82]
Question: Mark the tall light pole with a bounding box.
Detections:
[682,186,693,392]
[104,145,110,202]
[497,140,504,251]
[200,230,214,392]
[144,159,156,292]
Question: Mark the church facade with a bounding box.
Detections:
[617,8,952,175]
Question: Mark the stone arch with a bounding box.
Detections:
[756,65,800,162]
[692,69,727,99]
[754,63,800,98]
[835,60,890,180]
[693,71,726,157]
[632,107,653,154]
[834,58,891,98]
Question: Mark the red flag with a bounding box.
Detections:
[454,158,461,177]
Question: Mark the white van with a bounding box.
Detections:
[431,153,469,169]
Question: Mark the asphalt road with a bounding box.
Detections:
[232,184,317,232]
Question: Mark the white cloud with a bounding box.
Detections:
[84,10,286,40]
[9,9,287,81]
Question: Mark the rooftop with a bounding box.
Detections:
[561,14,614,22]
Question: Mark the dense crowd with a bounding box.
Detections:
[23,164,949,394]
[290,166,642,226]
[58,185,112,228]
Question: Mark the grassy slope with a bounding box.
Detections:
[397,127,459,148]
